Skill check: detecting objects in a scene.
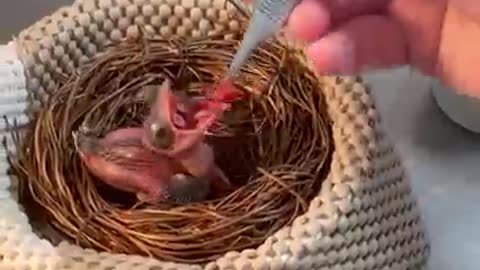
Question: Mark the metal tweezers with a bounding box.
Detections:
[227,0,300,77]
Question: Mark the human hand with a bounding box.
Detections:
[245,0,480,97]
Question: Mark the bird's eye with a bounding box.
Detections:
[150,122,174,149]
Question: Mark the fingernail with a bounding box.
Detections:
[281,30,309,49]
[306,35,355,75]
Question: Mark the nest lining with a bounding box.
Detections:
[8,32,333,264]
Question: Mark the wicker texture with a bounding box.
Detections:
[0,0,430,269]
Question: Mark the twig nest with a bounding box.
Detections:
[10,33,332,263]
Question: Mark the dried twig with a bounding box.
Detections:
[8,31,333,264]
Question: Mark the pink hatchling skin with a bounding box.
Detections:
[74,78,240,203]
[74,127,177,203]
[142,79,237,186]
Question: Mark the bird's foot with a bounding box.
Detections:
[136,189,170,204]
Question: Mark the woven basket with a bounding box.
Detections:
[0,0,429,269]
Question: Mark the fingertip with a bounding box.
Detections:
[306,34,355,74]
[306,15,407,75]
[285,0,331,42]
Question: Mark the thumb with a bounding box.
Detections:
[306,15,408,75]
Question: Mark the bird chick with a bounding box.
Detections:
[142,79,238,187]
[73,127,210,204]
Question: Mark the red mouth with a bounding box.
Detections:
[162,90,218,133]
[144,78,245,156]
[143,82,215,155]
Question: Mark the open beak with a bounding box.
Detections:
[143,79,219,156]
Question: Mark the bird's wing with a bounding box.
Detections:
[99,141,164,173]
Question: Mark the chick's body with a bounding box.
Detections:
[75,127,184,203]
[74,78,241,204]
[175,142,229,187]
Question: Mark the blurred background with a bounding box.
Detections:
[0,0,72,42]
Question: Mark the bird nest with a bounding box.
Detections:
[8,32,333,264]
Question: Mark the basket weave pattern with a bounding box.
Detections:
[0,0,430,269]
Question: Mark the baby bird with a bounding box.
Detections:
[142,79,240,187]
[73,127,210,204]
[73,78,241,204]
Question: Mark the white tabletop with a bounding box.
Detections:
[364,68,480,270]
